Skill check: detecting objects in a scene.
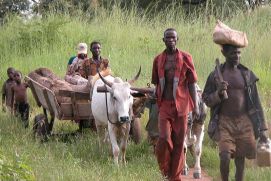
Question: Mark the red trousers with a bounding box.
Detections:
[155,100,188,181]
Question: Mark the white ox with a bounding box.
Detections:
[91,69,140,165]
[183,84,207,179]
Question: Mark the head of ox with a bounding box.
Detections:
[91,67,141,125]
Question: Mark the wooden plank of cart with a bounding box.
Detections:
[25,76,94,137]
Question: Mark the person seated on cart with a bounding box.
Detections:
[65,43,89,85]
[67,42,88,69]
[81,41,112,89]
[11,71,29,128]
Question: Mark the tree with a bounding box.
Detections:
[0,0,31,19]
[31,0,100,16]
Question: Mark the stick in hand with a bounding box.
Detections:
[215,58,228,100]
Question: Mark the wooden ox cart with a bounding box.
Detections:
[26,76,144,142]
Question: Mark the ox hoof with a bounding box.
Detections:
[193,172,201,179]
[181,168,189,176]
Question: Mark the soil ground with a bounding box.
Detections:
[181,168,213,181]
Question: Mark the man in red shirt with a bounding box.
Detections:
[152,28,199,181]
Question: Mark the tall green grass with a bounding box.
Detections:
[0,3,271,181]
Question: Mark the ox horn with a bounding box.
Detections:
[98,70,113,87]
[128,66,141,85]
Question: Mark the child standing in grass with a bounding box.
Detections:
[2,67,16,113]
[11,71,29,128]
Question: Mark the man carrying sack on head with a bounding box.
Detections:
[202,20,269,181]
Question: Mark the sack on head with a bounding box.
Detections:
[213,20,248,48]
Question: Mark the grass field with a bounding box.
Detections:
[0,4,271,181]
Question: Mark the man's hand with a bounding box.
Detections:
[217,81,228,96]
[259,130,269,143]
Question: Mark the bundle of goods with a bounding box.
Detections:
[28,68,91,103]
[213,20,248,48]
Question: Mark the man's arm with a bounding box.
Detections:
[102,58,110,68]
[202,72,226,108]
[252,83,269,142]
[10,86,15,114]
[188,83,199,119]
[151,58,158,85]
[151,58,159,99]
[2,82,6,111]
[100,59,111,75]
[186,69,199,118]
[99,59,111,76]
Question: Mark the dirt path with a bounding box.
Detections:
[181,168,212,181]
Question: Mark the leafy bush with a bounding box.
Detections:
[0,152,35,181]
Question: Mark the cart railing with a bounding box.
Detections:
[26,76,93,120]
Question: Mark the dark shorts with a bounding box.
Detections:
[218,114,256,159]
[15,102,30,123]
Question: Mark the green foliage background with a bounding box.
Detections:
[0,2,271,181]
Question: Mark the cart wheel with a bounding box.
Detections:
[131,117,142,144]
[33,114,49,141]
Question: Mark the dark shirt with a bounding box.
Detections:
[202,63,268,138]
